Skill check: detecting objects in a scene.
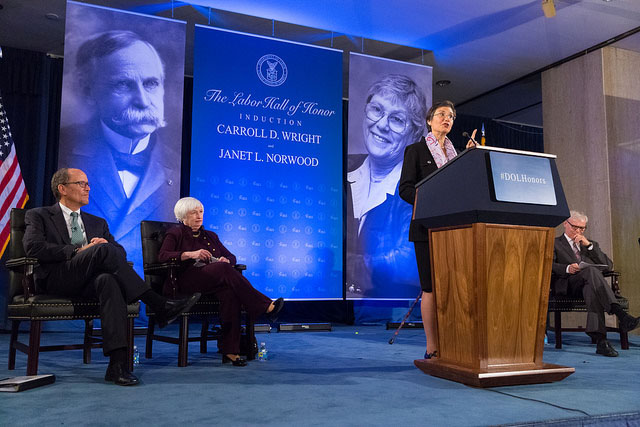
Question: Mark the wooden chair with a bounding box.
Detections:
[140,220,257,367]
[548,270,630,349]
[6,208,139,375]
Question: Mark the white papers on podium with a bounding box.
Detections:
[0,374,55,392]
[578,261,608,271]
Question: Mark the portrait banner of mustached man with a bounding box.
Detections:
[59,1,186,279]
[346,53,432,300]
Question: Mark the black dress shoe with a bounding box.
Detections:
[105,363,139,386]
[222,354,248,367]
[266,297,284,323]
[156,293,201,328]
[619,313,640,333]
[596,340,619,357]
[424,350,438,359]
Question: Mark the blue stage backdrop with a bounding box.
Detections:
[190,26,343,300]
[346,53,432,300]
[58,1,185,279]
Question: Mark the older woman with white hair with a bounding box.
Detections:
[158,197,283,366]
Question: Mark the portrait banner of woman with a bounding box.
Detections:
[346,53,432,300]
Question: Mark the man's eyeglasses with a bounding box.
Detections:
[566,221,586,232]
[433,111,456,121]
[63,181,90,189]
[365,103,409,134]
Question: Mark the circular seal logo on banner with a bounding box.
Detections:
[256,54,288,87]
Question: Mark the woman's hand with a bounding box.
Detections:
[182,249,213,261]
[218,256,231,264]
[465,129,478,149]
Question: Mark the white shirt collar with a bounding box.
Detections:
[58,202,87,245]
[563,233,576,247]
[348,157,402,226]
[59,201,79,217]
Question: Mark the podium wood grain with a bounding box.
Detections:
[414,223,574,387]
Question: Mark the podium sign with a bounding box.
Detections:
[413,146,574,387]
[488,151,557,205]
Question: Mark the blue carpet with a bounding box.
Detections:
[1,326,639,426]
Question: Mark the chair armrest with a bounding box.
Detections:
[144,261,180,275]
[5,257,38,299]
[603,270,621,296]
[5,256,38,270]
[144,261,181,298]
[234,264,247,272]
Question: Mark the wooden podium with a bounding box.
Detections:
[412,146,575,387]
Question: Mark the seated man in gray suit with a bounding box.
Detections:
[551,210,639,357]
[23,168,200,385]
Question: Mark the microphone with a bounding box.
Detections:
[462,131,478,146]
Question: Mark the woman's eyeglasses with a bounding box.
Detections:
[433,111,456,121]
[365,103,409,134]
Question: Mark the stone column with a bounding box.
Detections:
[543,46,640,330]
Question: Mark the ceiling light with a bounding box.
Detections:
[435,80,451,87]
[542,0,556,18]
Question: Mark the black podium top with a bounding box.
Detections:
[413,146,569,228]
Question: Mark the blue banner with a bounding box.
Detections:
[190,26,343,300]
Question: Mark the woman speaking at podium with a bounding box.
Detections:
[399,100,476,359]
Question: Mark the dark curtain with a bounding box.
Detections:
[44,57,64,206]
[451,113,544,152]
[0,47,63,328]
[0,47,61,208]
[180,76,193,197]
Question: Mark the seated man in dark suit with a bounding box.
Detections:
[23,168,201,385]
[551,210,639,357]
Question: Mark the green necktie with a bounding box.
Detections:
[70,212,84,246]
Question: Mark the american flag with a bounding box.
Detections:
[0,91,29,258]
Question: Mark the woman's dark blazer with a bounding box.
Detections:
[158,225,236,267]
[399,138,439,242]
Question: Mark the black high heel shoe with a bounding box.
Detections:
[222,355,247,367]
[266,297,284,323]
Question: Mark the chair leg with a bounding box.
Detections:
[83,319,93,364]
[178,315,189,367]
[245,314,257,361]
[620,329,629,350]
[127,317,134,372]
[200,317,209,354]
[9,320,20,370]
[554,311,562,349]
[146,316,155,359]
[27,320,42,376]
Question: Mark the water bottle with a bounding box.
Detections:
[133,345,140,366]
[258,342,268,362]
